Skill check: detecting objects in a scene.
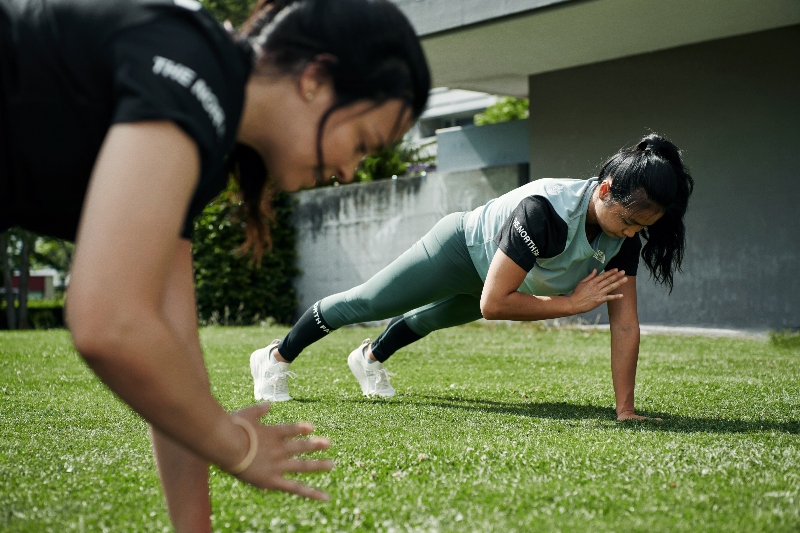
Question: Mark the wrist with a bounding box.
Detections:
[566,294,578,316]
[209,415,251,471]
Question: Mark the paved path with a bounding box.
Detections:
[575,323,769,340]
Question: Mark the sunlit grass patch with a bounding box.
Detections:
[1,325,799,532]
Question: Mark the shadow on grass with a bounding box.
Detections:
[404,394,800,435]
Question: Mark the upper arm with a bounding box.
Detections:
[481,249,529,316]
[110,15,245,238]
[67,121,200,347]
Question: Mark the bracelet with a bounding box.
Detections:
[228,417,258,475]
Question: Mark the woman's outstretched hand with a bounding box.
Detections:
[225,403,334,500]
[617,409,663,422]
[569,269,628,314]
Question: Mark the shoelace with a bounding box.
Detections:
[372,368,396,391]
[265,370,297,394]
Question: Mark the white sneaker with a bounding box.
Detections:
[347,338,396,397]
[250,339,296,401]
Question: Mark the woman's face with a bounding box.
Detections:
[592,180,664,238]
[253,75,414,191]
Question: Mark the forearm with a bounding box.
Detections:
[482,291,577,321]
[610,324,640,415]
[75,308,246,470]
[151,428,212,533]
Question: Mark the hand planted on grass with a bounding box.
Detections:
[227,403,334,500]
[569,269,628,314]
[617,410,663,422]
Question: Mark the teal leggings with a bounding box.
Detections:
[319,212,485,338]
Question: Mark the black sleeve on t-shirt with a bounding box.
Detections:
[493,195,569,272]
[605,234,642,275]
[110,14,239,238]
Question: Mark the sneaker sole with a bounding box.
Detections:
[260,394,293,402]
[374,386,396,398]
[348,347,396,397]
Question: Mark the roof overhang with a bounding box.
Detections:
[407,0,800,96]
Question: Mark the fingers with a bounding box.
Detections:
[597,272,627,294]
[618,413,663,422]
[284,436,331,456]
[580,269,598,283]
[269,422,317,439]
[271,477,331,501]
[281,458,336,473]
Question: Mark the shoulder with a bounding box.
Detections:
[492,194,570,272]
[606,234,642,275]
[110,7,251,150]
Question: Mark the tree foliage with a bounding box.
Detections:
[354,146,409,183]
[199,0,255,28]
[192,183,299,325]
[474,97,529,126]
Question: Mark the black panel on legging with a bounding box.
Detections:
[278,301,335,362]
[370,316,423,362]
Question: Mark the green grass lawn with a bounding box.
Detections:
[1,324,798,532]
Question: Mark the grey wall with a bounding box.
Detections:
[437,119,530,173]
[290,166,521,319]
[528,26,800,329]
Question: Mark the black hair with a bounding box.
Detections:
[598,133,694,292]
[229,0,431,256]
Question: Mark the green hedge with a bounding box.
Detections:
[192,185,299,325]
[0,300,65,330]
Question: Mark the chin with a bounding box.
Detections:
[274,174,315,192]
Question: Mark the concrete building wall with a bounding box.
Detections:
[436,119,530,173]
[290,166,520,318]
[528,26,800,329]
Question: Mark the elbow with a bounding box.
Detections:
[480,296,504,321]
[67,293,138,365]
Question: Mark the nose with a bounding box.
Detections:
[623,227,639,238]
[339,156,365,183]
[338,165,356,183]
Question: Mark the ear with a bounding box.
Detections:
[297,54,337,102]
[598,178,612,201]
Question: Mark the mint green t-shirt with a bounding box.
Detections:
[464,178,641,297]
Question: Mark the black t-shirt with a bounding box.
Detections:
[0,0,253,240]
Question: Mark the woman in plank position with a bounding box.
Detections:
[251,133,693,421]
[0,0,429,530]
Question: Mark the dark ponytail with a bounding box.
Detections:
[598,133,694,292]
[227,0,431,257]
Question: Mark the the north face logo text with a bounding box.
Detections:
[152,56,226,138]
[512,218,540,256]
[313,301,331,334]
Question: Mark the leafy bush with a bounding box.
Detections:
[0,300,64,330]
[354,146,409,183]
[192,183,298,325]
[474,96,529,126]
